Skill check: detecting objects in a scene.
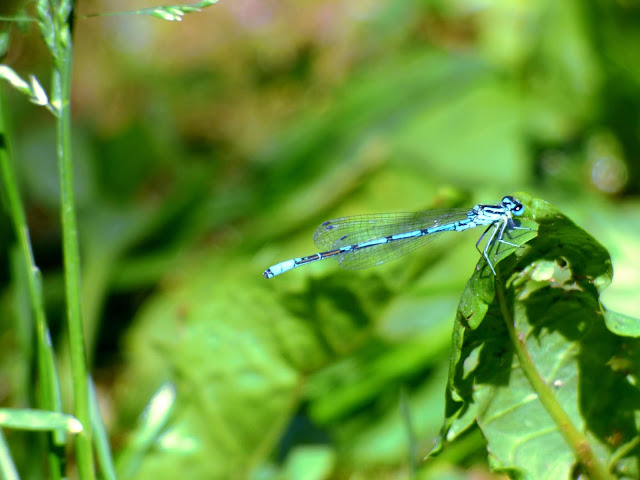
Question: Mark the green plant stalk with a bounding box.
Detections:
[0,92,64,478]
[53,25,96,480]
[496,277,614,480]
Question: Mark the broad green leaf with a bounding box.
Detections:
[115,261,392,479]
[435,194,639,479]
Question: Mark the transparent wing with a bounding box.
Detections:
[313,209,472,250]
[337,231,447,270]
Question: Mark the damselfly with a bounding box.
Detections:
[263,196,531,279]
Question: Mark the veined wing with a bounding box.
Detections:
[313,208,472,250]
[336,232,445,270]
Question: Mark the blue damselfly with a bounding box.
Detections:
[264,195,530,278]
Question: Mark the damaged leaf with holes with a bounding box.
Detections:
[431,194,640,480]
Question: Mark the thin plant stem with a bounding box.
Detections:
[0,89,64,478]
[49,1,96,477]
[55,63,95,480]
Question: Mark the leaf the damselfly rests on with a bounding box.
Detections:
[432,194,638,480]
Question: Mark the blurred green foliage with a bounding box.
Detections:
[1,0,640,478]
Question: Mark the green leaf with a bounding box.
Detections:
[603,310,640,338]
[0,408,82,434]
[115,261,391,479]
[283,446,336,480]
[435,195,638,479]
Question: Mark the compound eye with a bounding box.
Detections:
[513,204,524,216]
